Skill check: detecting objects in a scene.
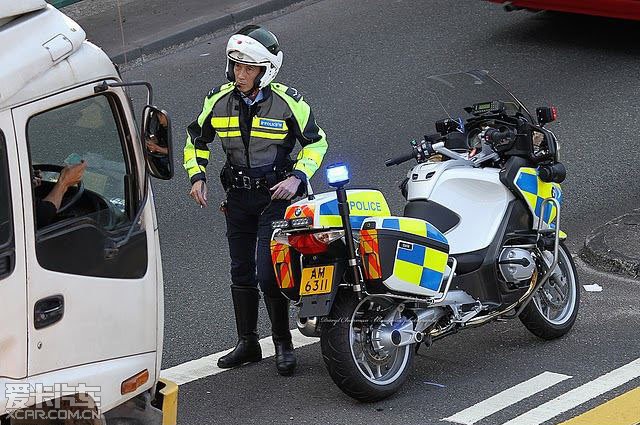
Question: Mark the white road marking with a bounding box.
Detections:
[502,357,640,425]
[443,372,572,425]
[160,329,319,386]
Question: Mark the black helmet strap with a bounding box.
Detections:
[226,59,236,82]
[253,68,265,90]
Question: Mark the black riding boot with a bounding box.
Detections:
[264,296,297,376]
[217,286,262,369]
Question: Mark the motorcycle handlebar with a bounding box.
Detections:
[485,127,514,144]
[385,150,415,167]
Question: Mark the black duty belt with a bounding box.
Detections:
[221,164,289,191]
[229,174,270,190]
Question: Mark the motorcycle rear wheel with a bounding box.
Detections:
[519,242,580,340]
[320,291,414,402]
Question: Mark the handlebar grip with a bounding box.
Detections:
[385,150,415,167]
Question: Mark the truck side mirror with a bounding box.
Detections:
[142,106,174,180]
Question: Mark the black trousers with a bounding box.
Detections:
[224,188,289,298]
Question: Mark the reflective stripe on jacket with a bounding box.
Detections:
[183,82,328,184]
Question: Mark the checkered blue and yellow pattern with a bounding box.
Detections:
[393,241,448,291]
[380,217,449,292]
[514,168,563,229]
[381,217,448,244]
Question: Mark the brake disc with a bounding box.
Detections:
[359,326,392,365]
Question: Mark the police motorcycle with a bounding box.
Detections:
[269,70,578,402]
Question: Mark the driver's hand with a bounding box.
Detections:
[32,170,42,188]
[146,137,169,155]
[58,161,87,189]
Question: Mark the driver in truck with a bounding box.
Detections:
[32,161,87,228]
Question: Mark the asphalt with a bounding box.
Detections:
[61,0,639,278]
[60,0,312,64]
[59,1,640,422]
[60,0,639,282]
[116,0,640,372]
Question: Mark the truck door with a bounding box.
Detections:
[12,83,158,375]
[0,124,27,380]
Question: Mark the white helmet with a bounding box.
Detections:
[225,25,283,90]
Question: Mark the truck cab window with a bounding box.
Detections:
[28,95,134,231]
[27,95,146,279]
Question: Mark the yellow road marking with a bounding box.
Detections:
[559,387,640,425]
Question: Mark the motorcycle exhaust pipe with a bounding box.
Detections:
[390,328,423,346]
[376,322,423,349]
[393,329,423,344]
[374,308,445,350]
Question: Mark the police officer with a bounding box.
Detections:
[183,25,328,376]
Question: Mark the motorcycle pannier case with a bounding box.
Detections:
[359,217,450,297]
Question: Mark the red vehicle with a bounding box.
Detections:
[487,0,640,21]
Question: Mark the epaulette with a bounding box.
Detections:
[207,83,233,99]
[272,83,303,102]
[206,86,221,99]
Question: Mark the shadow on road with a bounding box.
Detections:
[492,11,640,54]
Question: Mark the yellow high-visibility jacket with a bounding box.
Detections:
[183,82,328,185]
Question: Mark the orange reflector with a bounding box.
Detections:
[360,229,382,280]
[121,369,149,395]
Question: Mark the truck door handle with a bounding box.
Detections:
[34,295,65,329]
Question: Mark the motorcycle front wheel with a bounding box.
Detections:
[320,291,414,402]
[519,242,580,340]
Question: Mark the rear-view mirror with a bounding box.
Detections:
[142,106,174,180]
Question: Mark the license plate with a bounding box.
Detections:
[299,266,334,296]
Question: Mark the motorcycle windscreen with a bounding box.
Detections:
[360,217,450,297]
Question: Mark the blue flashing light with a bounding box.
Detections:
[326,163,350,187]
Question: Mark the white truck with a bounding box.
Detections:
[0,1,178,423]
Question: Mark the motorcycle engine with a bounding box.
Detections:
[498,247,536,283]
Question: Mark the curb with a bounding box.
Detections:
[110,0,306,64]
[579,210,640,279]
